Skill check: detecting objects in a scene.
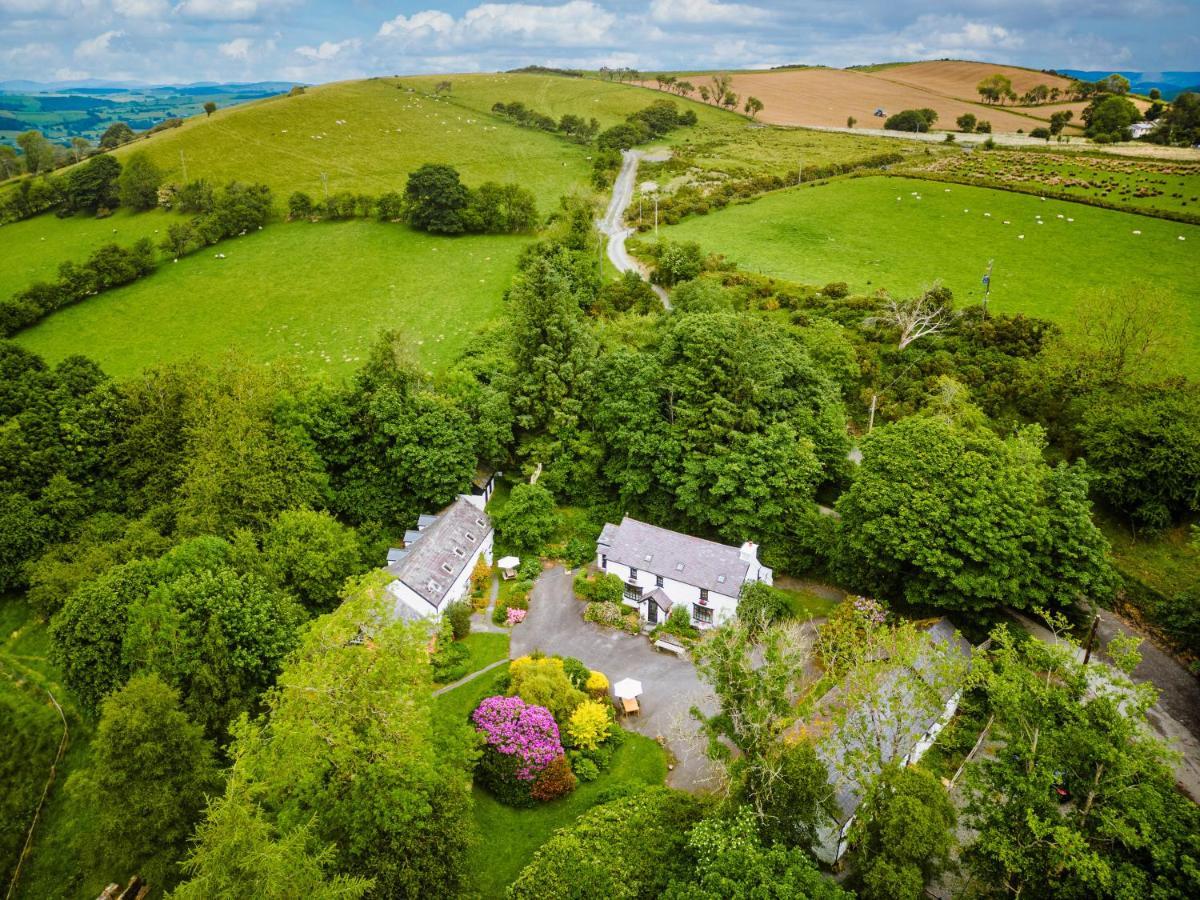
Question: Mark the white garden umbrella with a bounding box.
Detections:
[613,678,643,699]
[497,556,520,570]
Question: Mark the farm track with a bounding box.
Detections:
[599,149,672,308]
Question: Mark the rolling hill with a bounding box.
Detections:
[655,60,1148,133]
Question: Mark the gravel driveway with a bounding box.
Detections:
[512,565,721,792]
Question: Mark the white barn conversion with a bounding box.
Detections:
[384,495,493,622]
[595,516,772,628]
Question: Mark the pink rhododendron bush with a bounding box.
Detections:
[472,695,574,806]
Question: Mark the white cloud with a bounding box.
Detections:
[218,36,254,59]
[378,2,617,48]
[75,29,123,58]
[295,38,361,61]
[648,0,769,26]
[174,0,267,21]
[113,0,168,17]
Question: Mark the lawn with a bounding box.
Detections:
[14,220,526,377]
[921,149,1200,218]
[432,663,669,897]
[436,632,510,686]
[660,175,1200,376]
[778,585,843,620]
[0,208,181,300]
[1099,515,1199,598]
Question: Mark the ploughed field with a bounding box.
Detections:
[13,221,526,377]
[659,175,1200,375]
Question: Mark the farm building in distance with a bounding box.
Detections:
[596,516,772,628]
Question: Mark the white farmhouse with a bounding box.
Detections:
[384,495,493,622]
[595,516,772,628]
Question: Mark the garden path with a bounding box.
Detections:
[598,148,672,309]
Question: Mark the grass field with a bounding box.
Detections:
[660,175,1200,375]
[923,150,1200,216]
[432,664,668,897]
[0,208,181,300]
[36,77,599,203]
[14,220,525,377]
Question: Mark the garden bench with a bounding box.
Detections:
[654,638,686,658]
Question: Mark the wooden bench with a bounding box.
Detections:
[654,639,687,658]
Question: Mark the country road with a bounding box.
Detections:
[598,148,672,309]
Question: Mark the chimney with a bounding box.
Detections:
[739,541,757,563]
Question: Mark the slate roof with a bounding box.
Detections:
[599,516,751,596]
[810,618,973,823]
[644,587,675,614]
[386,497,491,612]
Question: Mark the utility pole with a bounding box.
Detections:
[981,258,994,318]
[179,149,187,184]
[868,393,877,432]
[798,156,803,186]
[654,194,658,236]
[319,171,329,198]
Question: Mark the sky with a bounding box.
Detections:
[1,0,1196,85]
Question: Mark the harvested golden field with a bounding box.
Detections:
[654,62,1149,134]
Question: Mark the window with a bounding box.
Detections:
[427,580,440,593]
[675,562,685,572]
[655,574,664,588]
[624,583,643,602]
[466,531,476,543]
[441,563,453,575]
[700,588,709,603]
[692,604,713,625]
[629,567,639,580]
[475,517,486,528]
[453,546,465,558]
[643,553,653,563]
[717,574,726,585]
[601,554,607,570]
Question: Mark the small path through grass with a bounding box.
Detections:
[431,658,509,697]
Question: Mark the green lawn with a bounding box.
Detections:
[660,175,1200,376]
[0,208,181,300]
[1100,515,1199,598]
[779,586,843,620]
[432,663,668,897]
[439,632,510,685]
[14,220,526,377]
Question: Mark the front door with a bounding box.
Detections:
[646,600,658,624]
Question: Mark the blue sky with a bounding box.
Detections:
[1,0,1196,85]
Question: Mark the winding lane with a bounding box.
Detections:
[598,148,672,309]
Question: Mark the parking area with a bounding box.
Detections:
[511,565,721,791]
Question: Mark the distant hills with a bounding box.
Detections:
[1056,70,1200,99]
[0,82,300,146]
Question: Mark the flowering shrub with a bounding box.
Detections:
[567,700,612,751]
[508,655,586,722]
[818,595,890,676]
[472,695,565,806]
[506,607,527,625]
[531,754,577,802]
[851,595,887,625]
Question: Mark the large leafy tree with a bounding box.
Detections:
[65,152,122,213]
[259,507,365,612]
[493,482,557,555]
[69,674,220,890]
[964,624,1200,898]
[835,410,1113,612]
[117,150,163,211]
[193,572,476,896]
[403,162,470,233]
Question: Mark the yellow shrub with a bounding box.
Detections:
[585,670,609,694]
[567,700,611,751]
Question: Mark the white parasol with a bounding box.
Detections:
[496,556,520,570]
[613,678,643,699]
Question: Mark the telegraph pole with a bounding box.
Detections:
[320,172,329,198]
[654,194,659,236]
[981,259,994,318]
[179,149,187,184]
[798,156,803,186]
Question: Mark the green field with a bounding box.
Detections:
[14,221,525,377]
[77,78,596,202]
[0,208,181,300]
[660,175,1200,374]
[922,150,1200,217]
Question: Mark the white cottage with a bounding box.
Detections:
[384,495,493,621]
[595,516,772,628]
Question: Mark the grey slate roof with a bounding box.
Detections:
[811,618,973,823]
[600,516,750,596]
[386,497,491,611]
[386,547,407,565]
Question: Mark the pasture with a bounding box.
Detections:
[0,208,180,299]
[14,221,526,377]
[660,175,1200,375]
[89,78,594,201]
[922,150,1200,217]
